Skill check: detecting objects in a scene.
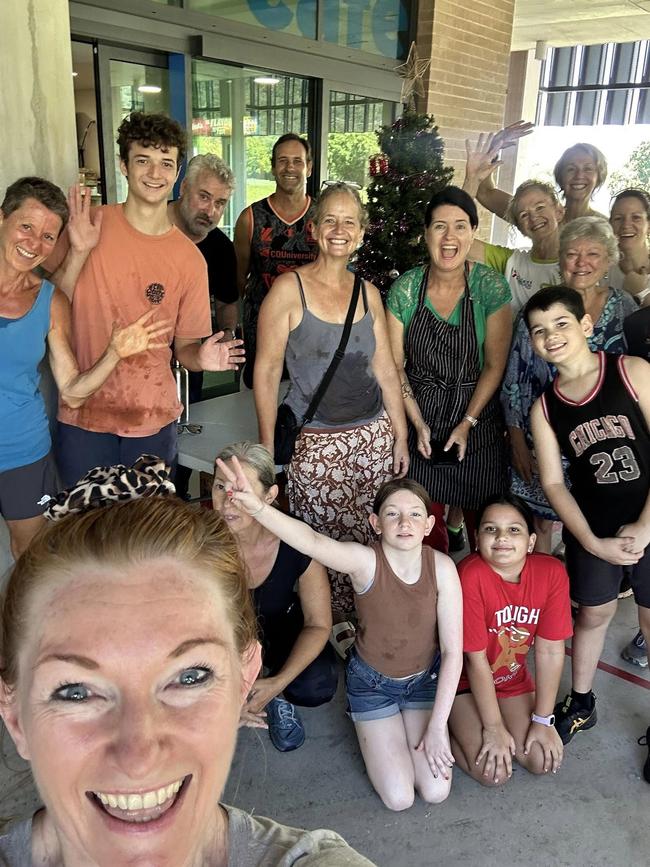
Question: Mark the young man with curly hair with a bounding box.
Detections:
[47,113,244,486]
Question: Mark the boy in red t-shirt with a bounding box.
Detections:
[448,494,572,786]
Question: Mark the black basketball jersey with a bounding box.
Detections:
[542,352,650,536]
[245,197,318,309]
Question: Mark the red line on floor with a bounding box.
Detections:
[564,646,650,690]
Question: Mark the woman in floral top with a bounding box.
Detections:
[501,217,637,551]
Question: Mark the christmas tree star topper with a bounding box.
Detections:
[395,42,430,108]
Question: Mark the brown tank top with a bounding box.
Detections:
[355,542,439,678]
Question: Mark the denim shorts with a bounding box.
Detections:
[345,649,440,722]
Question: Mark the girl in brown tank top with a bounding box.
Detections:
[217,458,464,812]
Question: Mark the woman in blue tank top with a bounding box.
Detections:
[0,177,171,559]
[254,182,409,636]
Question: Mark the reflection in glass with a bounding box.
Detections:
[327,91,395,193]
[192,60,311,234]
[188,0,316,39]
[321,0,409,58]
[108,61,169,202]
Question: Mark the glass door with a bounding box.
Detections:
[191,60,314,237]
[97,46,171,203]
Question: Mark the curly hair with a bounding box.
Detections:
[117,112,187,166]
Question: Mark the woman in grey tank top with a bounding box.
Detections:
[254,182,408,630]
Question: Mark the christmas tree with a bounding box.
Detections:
[356,109,454,297]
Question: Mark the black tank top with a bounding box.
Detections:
[542,352,650,536]
[245,197,318,308]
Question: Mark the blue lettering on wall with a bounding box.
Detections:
[246,0,403,58]
[248,0,293,30]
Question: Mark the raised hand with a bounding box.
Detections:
[215,456,265,517]
[67,184,103,254]
[491,120,534,153]
[464,132,504,187]
[198,332,245,371]
[109,310,172,359]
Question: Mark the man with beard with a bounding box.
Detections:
[234,134,318,387]
[169,153,238,497]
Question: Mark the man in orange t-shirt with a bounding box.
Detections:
[48,112,244,486]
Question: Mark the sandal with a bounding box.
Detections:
[330,621,356,661]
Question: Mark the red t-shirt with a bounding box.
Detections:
[457,553,572,698]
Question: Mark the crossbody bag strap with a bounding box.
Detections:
[302,273,362,425]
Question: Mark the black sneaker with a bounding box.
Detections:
[447,523,466,553]
[639,727,650,784]
[554,693,598,745]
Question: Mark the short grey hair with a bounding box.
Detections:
[559,216,620,265]
[185,153,235,191]
[215,442,276,492]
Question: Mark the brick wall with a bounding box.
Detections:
[416,0,516,236]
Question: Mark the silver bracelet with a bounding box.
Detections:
[250,502,266,518]
[635,284,650,303]
[463,414,478,427]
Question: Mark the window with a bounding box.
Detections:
[537,41,650,127]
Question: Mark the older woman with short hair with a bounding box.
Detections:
[0,478,374,866]
[0,176,168,560]
[254,181,408,631]
[501,217,637,550]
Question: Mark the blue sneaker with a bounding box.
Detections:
[266,698,305,752]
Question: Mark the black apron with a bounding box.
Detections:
[405,266,506,509]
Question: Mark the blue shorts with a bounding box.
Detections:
[345,649,440,722]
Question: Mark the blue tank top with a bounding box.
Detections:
[0,280,56,472]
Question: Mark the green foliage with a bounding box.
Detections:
[246,136,276,180]
[326,133,377,186]
[608,141,650,194]
[356,109,454,296]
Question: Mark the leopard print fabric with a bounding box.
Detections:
[45,454,176,522]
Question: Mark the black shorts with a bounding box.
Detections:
[0,453,58,521]
[564,530,650,609]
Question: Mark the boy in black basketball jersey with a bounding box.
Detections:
[527,287,650,771]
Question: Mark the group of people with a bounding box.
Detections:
[0,109,649,865]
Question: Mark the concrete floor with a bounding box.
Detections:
[0,519,648,866]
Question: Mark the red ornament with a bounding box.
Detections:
[369,153,389,176]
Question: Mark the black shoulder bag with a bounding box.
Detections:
[274,274,362,465]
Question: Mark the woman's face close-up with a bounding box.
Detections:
[2,557,257,867]
[477,504,534,572]
[560,238,610,292]
[313,191,364,259]
[559,149,599,205]
[610,195,650,254]
[425,204,475,273]
[513,189,563,243]
[212,460,268,535]
[0,198,62,274]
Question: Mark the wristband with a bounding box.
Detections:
[635,284,650,303]
[531,712,555,727]
[463,414,478,427]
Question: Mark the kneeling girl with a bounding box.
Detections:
[217,457,463,811]
[448,494,572,786]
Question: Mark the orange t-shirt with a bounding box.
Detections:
[56,205,211,436]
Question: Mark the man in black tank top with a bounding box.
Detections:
[234,134,318,388]
[526,287,650,776]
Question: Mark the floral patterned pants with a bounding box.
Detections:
[286,413,394,614]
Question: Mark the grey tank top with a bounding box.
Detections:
[284,273,383,429]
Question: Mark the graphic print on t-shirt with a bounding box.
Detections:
[489,603,540,683]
